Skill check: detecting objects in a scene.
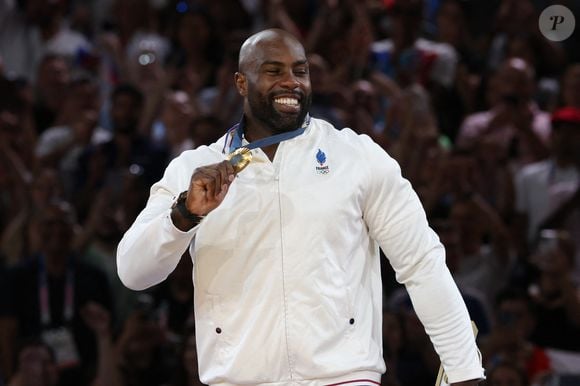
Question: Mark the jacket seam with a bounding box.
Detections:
[277,171,293,378]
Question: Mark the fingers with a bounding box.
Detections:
[193,161,235,198]
[188,161,236,215]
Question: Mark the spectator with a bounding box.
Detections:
[370,0,458,90]
[307,53,348,130]
[0,76,39,265]
[385,293,445,385]
[486,0,565,78]
[75,83,169,220]
[125,33,171,136]
[35,76,110,198]
[457,58,551,170]
[0,167,64,266]
[76,170,149,329]
[527,230,580,352]
[481,287,551,384]
[446,194,515,313]
[189,115,225,149]
[301,0,374,84]
[114,305,174,386]
[33,55,71,134]
[6,338,58,386]
[386,83,444,190]
[150,252,194,343]
[106,0,158,51]
[201,0,252,34]
[81,301,123,386]
[0,0,92,82]
[514,107,580,273]
[169,327,206,386]
[151,90,195,159]
[166,7,222,95]
[485,361,529,386]
[0,201,114,386]
[434,0,486,140]
[431,219,492,336]
[345,79,384,139]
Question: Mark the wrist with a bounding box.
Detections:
[171,191,204,230]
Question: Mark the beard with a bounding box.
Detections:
[247,87,312,134]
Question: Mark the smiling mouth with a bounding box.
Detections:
[272,95,302,115]
[273,97,300,107]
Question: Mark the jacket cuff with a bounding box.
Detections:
[445,366,486,384]
[165,208,200,235]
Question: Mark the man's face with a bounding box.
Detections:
[489,365,524,386]
[496,299,533,340]
[38,205,75,257]
[390,0,422,48]
[111,94,141,134]
[495,61,533,104]
[242,37,312,134]
[37,58,69,94]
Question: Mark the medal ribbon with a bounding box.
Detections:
[38,255,75,326]
[227,115,311,153]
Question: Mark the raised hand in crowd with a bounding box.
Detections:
[6,339,59,386]
[81,302,123,386]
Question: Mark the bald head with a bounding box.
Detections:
[233,28,311,136]
[238,29,305,73]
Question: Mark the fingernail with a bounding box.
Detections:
[229,175,234,181]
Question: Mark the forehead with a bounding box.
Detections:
[247,37,306,69]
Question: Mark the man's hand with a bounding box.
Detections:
[186,160,236,216]
[80,302,111,338]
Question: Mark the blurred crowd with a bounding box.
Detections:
[0,0,579,385]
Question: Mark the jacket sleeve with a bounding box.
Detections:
[361,137,484,383]
[116,153,199,291]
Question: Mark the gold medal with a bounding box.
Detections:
[227,147,252,173]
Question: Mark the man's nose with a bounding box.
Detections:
[279,71,301,89]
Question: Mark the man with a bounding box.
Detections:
[457,57,550,170]
[0,201,114,386]
[117,29,484,385]
[514,106,580,280]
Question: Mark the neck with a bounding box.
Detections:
[243,118,279,161]
[243,118,273,143]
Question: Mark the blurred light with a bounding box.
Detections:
[176,1,188,13]
[138,52,156,66]
[129,164,144,176]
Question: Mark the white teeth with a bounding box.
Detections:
[274,97,298,106]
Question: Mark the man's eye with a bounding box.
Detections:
[266,69,280,75]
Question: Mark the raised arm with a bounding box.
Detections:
[117,151,235,290]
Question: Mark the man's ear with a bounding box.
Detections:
[235,72,247,97]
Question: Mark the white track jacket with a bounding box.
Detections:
[117,117,484,386]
